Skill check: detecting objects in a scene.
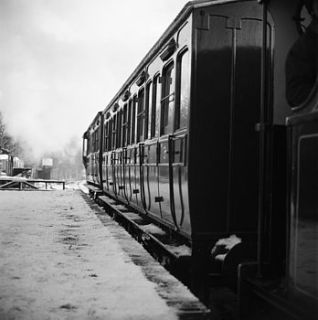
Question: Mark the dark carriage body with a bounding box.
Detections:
[85,0,272,243]
[83,111,103,187]
[82,0,318,318]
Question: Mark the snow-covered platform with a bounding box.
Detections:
[0,190,210,320]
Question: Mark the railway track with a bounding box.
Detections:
[88,186,192,279]
[86,185,245,320]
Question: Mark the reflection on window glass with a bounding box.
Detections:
[137,89,144,142]
[93,132,95,151]
[122,104,128,146]
[97,127,100,150]
[161,63,174,135]
[104,123,108,151]
[145,82,152,140]
[117,111,122,148]
[112,115,117,149]
[176,50,190,130]
[108,120,112,151]
[151,76,160,138]
[128,100,132,145]
[291,136,318,299]
[130,96,137,144]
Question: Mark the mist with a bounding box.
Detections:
[0,0,189,166]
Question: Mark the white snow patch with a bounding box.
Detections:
[0,190,179,320]
[164,244,192,257]
[140,223,166,236]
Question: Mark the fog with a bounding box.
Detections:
[0,0,190,161]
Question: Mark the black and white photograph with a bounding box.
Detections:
[0,0,317,319]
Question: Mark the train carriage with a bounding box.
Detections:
[83,111,103,186]
[83,0,318,319]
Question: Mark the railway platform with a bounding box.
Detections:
[0,188,210,320]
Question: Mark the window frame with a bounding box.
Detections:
[151,74,161,138]
[160,61,175,136]
[137,87,145,143]
[175,47,190,131]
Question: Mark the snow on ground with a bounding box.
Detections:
[0,190,179,320]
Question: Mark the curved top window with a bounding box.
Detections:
[161,62,175,135]
[151,75,161,138]
[129,96,137,145]
[122,104,128,147]
[145,81,152,140]
[175,49,190,130]
[137,88,145,142]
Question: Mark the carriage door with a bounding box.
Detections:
[105,118,112,192]
[121,104,129,202]
[158,62,176,226]
[169,48,191,234]
[103,120,109,191]
[116,110,125,199]
[136,88,146,210]
[111,114,118,196]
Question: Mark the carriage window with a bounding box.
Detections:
[93,130,96,152]
[117,111,122,148]
[151,75,160,138]
[112,115,117,149]
[161,63,174,135]
[137,88,145,142]
[87,135,90,154]
[130,96,137,144]
[83,137,88,156]
[94,130,97,152]
[96,127,100,151]
[122,104,128,146]
[108,119,112,151]
[104,122,109,151]
[175,49,190,130]
[93,131,96,152]
[145,82,152,140]
[127,100,132,145]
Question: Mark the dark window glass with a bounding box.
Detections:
[117,111,122,148]
[161,63,174,135]
[112,115,117,149]
[127,100,132,145]
[151,75,160,138]
[96,127,99,151]
[145,82,152,140]
[104,122,109,151]
[137,88,145,142]
[130,96,137,144]
[176,50,190,130]
[122,104,128,146]
[108,119,112,151]
[93,130,96,152]
[87,135,90,153]
[291,136,318,299]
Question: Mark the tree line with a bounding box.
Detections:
[0,111,85,181]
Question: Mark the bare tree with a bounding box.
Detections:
[0,111,22,155]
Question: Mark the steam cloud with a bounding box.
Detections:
[0,0,188,162]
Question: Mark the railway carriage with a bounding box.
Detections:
[83,0,318,318]
[83,111,103,186]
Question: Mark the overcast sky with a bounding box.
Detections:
[0,0,190,159]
